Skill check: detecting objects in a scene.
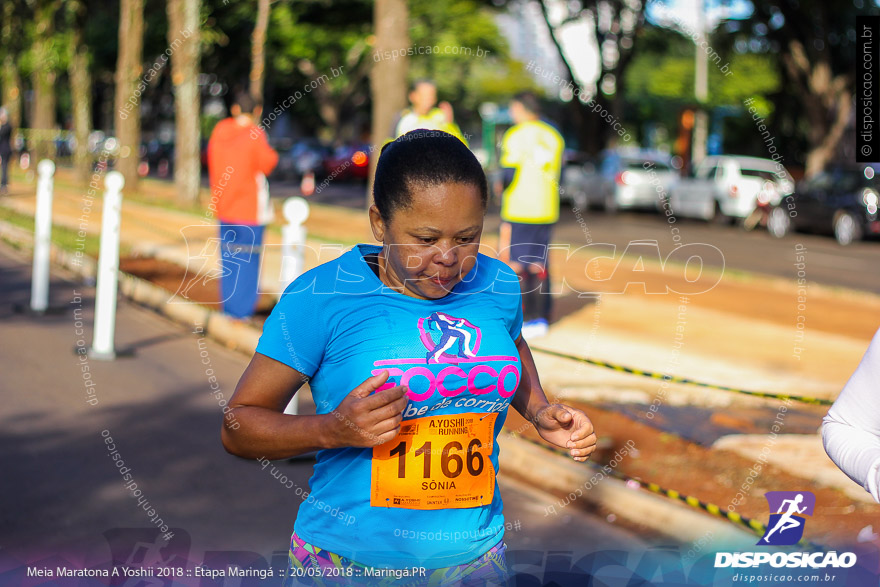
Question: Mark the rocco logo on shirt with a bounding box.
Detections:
[370,312,520,409]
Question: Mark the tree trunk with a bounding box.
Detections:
[68,0,93,184]
[368,0,410,206]
[782,40,852,178]
[168,0,201,206]
[2,58,22,132]
[250,0,271,104]
[1,2,22,131]
[804,90,851,177]
[31,0,58,161]
[114,0,144,193]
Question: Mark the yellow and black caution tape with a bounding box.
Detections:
[517,434,822,550]
[529,346,832,407]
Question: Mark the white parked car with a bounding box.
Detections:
[670,155,794,223]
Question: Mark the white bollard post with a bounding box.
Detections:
[281,197,309,416]
[280,197,310,291]
[30,160,55,313]
[89,171,125,360]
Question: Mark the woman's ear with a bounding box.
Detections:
[368,205,386,242]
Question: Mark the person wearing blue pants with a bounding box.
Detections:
[207,92,278,320]
[218,223,266,319]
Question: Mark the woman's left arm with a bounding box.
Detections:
[511,335,598,462]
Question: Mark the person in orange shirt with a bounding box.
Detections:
[207,92,279,320]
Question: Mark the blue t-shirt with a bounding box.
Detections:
[255,244,523,568]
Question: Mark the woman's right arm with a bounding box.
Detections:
[221,353,408,460]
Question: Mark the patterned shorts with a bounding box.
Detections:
[281,530,509,587]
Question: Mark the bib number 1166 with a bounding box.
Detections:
[371,413,497,510]
[388,438,485,480]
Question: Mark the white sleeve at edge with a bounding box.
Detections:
[822,326,880,503]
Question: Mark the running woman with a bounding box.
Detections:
[223,130,596,586]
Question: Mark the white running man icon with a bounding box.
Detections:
[426,312,477,363]
[762,493,807,543]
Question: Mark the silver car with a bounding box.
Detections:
[563,149,678,213]
[561,155,599,211]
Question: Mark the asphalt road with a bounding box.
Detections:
[0,240,645,583]
[272,181,880,295]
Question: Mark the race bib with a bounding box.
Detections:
[371,413,497,510]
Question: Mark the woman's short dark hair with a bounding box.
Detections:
[373,129,488,222]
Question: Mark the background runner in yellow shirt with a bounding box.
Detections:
[499,92,565,339]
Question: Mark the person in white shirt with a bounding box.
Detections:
[822,326,880,503]
[393,80,467,144]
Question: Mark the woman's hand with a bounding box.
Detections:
[327,371,409,448]
[533,404,597,462]
[223,356,407,459]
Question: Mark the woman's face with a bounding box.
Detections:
[369,182,484,300]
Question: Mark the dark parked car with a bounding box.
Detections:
[322,143,371,182]
[289,139,329,180]
[141,139,174,178]
[769,165,880,245]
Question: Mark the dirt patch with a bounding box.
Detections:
[503,404,880,547]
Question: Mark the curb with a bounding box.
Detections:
[0,216,756,545]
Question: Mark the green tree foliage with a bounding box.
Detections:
[625,26,779,110]
[623,24,780,150]
[2,0,538,146]
[264,0,373,139]
[196,0,535,140]
[746,0,876,173]
[248,0,537,139]
[409,0,541,116]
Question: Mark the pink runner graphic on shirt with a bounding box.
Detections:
[419,311,482,364]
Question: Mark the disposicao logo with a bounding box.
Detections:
[715,490,857,570]
[759,490,815,546]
